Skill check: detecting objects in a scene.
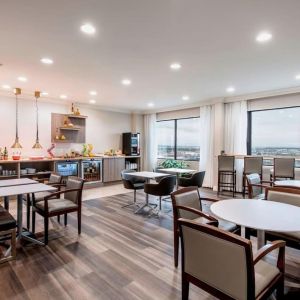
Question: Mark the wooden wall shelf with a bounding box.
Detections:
[51,113,87,143]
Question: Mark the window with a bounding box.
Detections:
[248,106,300,166]
[157,117,200,161]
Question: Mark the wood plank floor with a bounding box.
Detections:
[0,188,299,299]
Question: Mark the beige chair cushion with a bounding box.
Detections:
[255,260,280,296]
[267,191,300,207]
[266,230,300,241]
[193,217,211,225]
[34,191,53,203]
[36,199,77,213]
[175,190,202,219]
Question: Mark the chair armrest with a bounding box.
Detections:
[200,197,219,203]
[176,205,218,224]
[43,188,81,200]
[261,180,272,184]
[253,240,286,271]
[250,184,270,189]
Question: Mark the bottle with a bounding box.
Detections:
[71,103,74,114]
[3,147,8,160]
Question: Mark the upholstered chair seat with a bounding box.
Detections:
[35,198,78,213]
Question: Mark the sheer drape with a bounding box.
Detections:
[199,105,215,188]
[143,113,157,171]
[224,101,248,191]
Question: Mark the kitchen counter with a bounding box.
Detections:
[0,155,140,164]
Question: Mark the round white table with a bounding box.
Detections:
[211,199,300,249]
[274,180,300,189]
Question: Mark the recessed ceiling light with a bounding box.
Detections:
[170,63,182,70]
[121,79,132,86]
[40,57,53,65]
[226,86,235,93]
[17,76,27,82]
[80,23,96,35]
[89,99,96,104]
[41,91,49,96]
[2,84,11,89]
[89,90,97,96]
[295,74,300,80]
[60,94,67,99]
[182,95,190,101]
[147,102,154,107]
[256,31,272,43]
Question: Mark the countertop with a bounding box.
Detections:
[0,155,140,164]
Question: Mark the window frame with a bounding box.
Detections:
[157,116,200,161]
[247,105,300,167]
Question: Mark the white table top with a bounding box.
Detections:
[159,168,195,174]
[211,199,300,232]
[127,171,167,179]
[0,178,38,187]
[274,180,300,188]
[0,183,56,197]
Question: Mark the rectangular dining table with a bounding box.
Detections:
[0,182,56,245]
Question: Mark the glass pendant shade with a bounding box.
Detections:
[32,91,42,149]
[11,88,22,149]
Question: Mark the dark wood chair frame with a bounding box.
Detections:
[242,157,264,197]
[31,178,84,245]
[171,186,241,268]
[179,219,285,300]
[217,156,236,197]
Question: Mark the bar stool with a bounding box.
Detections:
[270,158,295,182]
[217,155,236,197]
[242,156,263,197]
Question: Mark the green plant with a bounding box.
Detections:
[159,159,189,169]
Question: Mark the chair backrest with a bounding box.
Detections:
[48,173,62,184]
[274,158,295,179]
[179,219,254,300]
[266,187,300,207]
[246,173,262,199]
[65,177,84,204]
[190,171,206,187]
[218,155,235,172]
[171,187,202,220]
[244,157,263,175]
[157,175,176,195]
[121,169,135,180]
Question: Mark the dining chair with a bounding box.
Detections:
[264,186,300,250]
[270,157,295,181]
[178,171,205,188]
[179,219,285,300]
[26,173,63,230]
[245,173,272,199]
[144,175,176,211]
[171,187,240,267]
[243,157,263,197]
[32,176,84,245]
[217,155,236,197]
[121,169,145,208]
[0,206,16,263]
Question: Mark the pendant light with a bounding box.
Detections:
[11,88,22,148]
[32,91,43,149]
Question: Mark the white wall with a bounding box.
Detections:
[0,95,132,157]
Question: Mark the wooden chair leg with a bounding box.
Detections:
[64,214,67,226]
[44,217,49,245]
[182,274,190,300]
[26,194,31,230]
[276,277,284,299]
[217,172,220,195]
[174,231,179,268]
[32,210,36,234]
[4,196,9,211]
[78,210,81,235]
[57,215,60,223]
[159,196,162,210]
[11,229,16,259]
[134,190,136,203]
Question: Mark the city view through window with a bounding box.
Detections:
[251,106,300,166]
[157,117,200,161]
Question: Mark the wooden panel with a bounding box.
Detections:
[51,113,86,143]
[102,158,125,182]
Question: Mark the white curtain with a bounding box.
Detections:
[199,105,215,188]
[224,100,248,192]
[143,113,157,171]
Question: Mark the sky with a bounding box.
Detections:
[252,107,300,148]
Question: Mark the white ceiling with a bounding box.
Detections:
[1,0,300,112]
